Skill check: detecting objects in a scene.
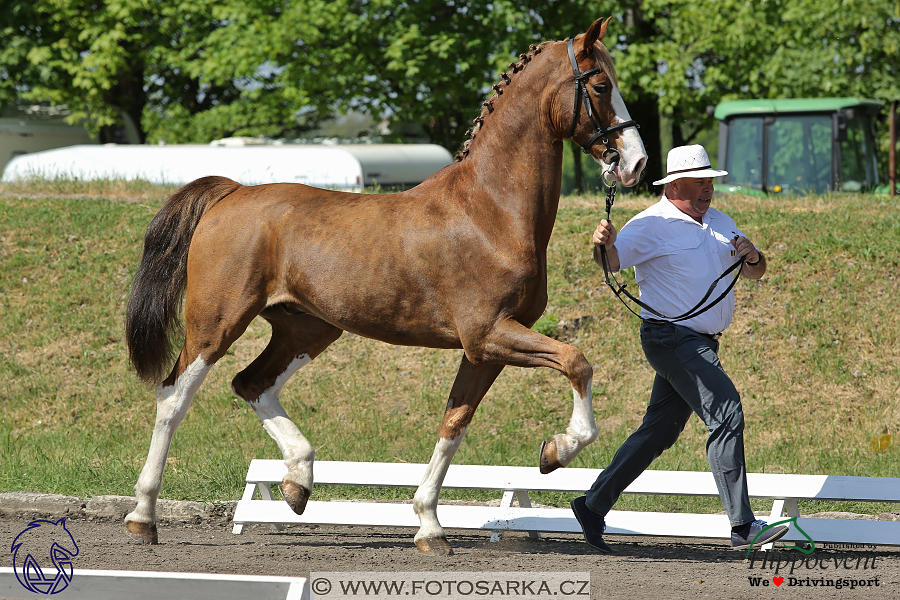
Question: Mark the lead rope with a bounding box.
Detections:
[597,169,745,324]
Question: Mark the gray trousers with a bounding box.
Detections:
[585,320,755,527]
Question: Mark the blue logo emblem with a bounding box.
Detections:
[11,517,80,594]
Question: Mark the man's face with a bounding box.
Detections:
[668,177,715,221]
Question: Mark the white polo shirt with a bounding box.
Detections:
[614,196,745,335]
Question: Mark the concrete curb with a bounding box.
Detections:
[0,492,236,521]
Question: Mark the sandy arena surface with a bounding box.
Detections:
[1,505,898,600]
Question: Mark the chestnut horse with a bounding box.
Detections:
[124,17,646,555]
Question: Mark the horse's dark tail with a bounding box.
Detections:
[125,176,242,384]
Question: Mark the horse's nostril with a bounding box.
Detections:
[637,156,647,172]
[634,157,648,182]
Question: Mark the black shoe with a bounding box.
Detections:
[570,496,615,553]
[731,519,789,550]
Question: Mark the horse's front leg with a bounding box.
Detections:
[474,318,598,474]
[413,357,504,555]
[539,380,597,473]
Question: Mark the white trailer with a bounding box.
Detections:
[1,143,454,190]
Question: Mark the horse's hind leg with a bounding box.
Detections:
[125,289,263,544]
[125,353,213,544]
[413,355,504,555]
[231,309,343,515]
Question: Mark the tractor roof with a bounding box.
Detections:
[714,98,883,120]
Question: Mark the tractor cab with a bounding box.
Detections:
[714,98,882,195]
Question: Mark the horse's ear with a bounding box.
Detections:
[578,17,612,59]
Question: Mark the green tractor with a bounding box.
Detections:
[713,98,886,195]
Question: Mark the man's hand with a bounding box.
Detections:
[592,219,617,247]
[592,219,620,271]
[732,236,766,279]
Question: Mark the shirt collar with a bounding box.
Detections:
[659,193,706,226]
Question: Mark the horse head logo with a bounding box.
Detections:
[11,518,80,594]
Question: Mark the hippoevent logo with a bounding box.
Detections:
[746,517,882,590]
[745,516,816,559]
[10,518,80,595]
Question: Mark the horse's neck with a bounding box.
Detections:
[463,69,565,247]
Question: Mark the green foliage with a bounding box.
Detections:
[616,0,900,115]
[600,2,900,174]
[2,1,897,162]
[0,0,602,148]
[0,0,311,143]
[182,0,600,150]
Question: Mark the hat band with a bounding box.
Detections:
[665,164,712,176]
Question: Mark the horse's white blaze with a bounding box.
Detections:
[554,382,599,467]
[127,356,211,525]
[603,86,647,186]
[413,432,466,542]
[245,354,315,486]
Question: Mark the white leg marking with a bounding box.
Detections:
[242,354,315,488]
[413,433,466,543]
[127,356,211,525]
[555,382,599,467]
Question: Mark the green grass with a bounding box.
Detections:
[0,173,177,201]
[1,183,898,518]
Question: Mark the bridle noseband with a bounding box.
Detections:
[567,38,639,158]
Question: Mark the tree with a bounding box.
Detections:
[184,0,607,151]
[0,0,308,144]
[5,0,894,179]
[1,1,621,150]
[611,0,899,181]
[3,0,159,143]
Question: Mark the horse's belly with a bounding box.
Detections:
[306,298,463,350]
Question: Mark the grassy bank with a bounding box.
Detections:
[1,183,898,517]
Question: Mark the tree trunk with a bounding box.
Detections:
[627,94,662,194]
[101,50,147,144]
[671,107,687,149]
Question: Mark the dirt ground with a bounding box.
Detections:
[2,509,898,600]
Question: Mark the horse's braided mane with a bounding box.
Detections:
[454,41,553,162]
[454,38,617,162]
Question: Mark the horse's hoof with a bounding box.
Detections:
[415,536,454,556]
[125,520,159,545]
[539,439,562,474]
[280,480,310,515]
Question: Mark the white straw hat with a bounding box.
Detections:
[652,145,728,185]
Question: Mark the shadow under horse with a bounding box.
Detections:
[124,17,647,555]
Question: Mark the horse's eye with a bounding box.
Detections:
[592,84,609,95]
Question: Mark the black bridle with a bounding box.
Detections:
[566,38,639,157]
